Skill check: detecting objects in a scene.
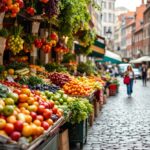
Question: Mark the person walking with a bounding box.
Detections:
[124,66,135,97]
[141,63,148,86]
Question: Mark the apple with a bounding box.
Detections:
[43,109,52,119]
[5,123,14,135]
[30,112,37,120]
[43,102,49,109]
[52,107,58,114]
[14,121,23,132]
[41,121,49,130]
[17,113,26,122]
[36,115,44,122]
[10,131,21,141]
[7,92,19,103]
[48,100,54,109]
[37,105,45,114]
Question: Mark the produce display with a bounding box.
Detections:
[49,72,71,87]
[63,80,92,96]
[43,90,93,124]
[0,85,63,143]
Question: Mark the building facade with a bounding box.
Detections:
[143,0,150,55]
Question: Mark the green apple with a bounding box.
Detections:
[7,92,18,103]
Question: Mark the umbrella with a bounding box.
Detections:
[130,56,150,64]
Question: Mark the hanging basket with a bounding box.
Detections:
[0,37,6,65]
[0,12,5,29]
[32,21,40,34]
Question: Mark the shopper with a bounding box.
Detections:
[124,66,135,97]
[141,63,148,86]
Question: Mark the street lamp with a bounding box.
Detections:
[106,29,112,50]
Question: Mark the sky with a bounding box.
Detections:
[115,0,147,11]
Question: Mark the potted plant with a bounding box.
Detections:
[0,28,8,65]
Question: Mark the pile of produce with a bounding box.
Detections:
[49,72,71,87]
[29,84,60,93]
[0,85,63,143]
[63,80,92,96]
[44,63,67,73]
[77,76,103,90]
[42,90,93,124]
[0,84,9,98]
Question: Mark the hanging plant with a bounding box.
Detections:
[7,26,24,55]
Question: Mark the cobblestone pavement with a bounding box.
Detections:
[83,79,150,150]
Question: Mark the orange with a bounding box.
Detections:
[0,119,6,129]
[19,94,29,103]
[19,103,29,109]
[27,97,35,105]
[21,88,31,96]
[8,69,14,75]
[33,120,41,126]
[36,127,44,136]
[6,115,17,124]
[22,125,33,137]
[25,115,32,123]
[46,119,53,126]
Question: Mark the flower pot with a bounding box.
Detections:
[0,12,5,29]
[0,37,6,65]
[32,21,40,34]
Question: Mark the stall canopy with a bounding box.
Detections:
[130,56,150,64]
[96,50,122,64]
[74,36,106,58]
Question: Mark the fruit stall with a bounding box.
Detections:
[0,0,120,149]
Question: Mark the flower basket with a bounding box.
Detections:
[0,37,6,65]
[109,84,117,96]
[0,12,5,29]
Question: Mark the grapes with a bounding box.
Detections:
[7,35,24,55]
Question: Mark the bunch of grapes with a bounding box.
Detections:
[7,35,24,55]
[46,0,59,17]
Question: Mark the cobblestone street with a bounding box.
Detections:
[83,79,150,150]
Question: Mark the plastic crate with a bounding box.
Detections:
[68,119,88,149]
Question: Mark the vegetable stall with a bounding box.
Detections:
[0,0,119,149]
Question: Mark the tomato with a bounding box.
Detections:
[0,119,6,129]
[36,127,44,136]
[4,123,14,135]
[19,94,29,103]
[14,121,23,132]
[41,121,49,130]
[43,109,52,119]
[30,112,37,120]
[36,115,44,122]
[37,105,45,114]
[13,89,21,95]
[52,107,58,114]
[27,97,35,105]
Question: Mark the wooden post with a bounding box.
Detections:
[0,37,6,65]
[31,21,40,64]
[0,12,5,29]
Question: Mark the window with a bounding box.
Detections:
[109,2,111,9]
[104,26,107,34]
[109,13,111,22]
[103,13,107,22]
[103,2,106,9]
[113,14,115,23]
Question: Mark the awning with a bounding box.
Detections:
[96,50,122,64]
[74,37,105,58]
[130,56,150,64]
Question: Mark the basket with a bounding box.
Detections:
[109,84,117,96]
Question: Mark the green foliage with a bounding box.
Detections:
[0,65,5,73]
[68,98,93,124]
[6,62,29,70]
[44,63,67,72]
[62,53,76,63]
[0,28,9,38]
[77,61,96,75]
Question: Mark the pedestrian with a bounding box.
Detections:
[147,67,150,81]
[114,66,119,77]
[141,63,148,86]
[124,65,135,97]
